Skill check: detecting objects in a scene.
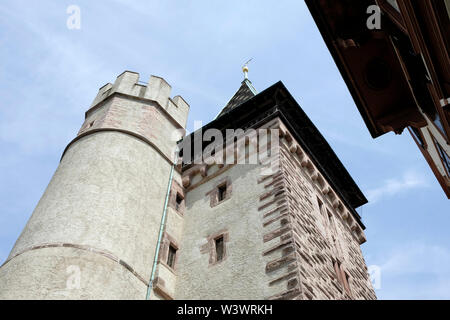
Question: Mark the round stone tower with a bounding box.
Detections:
[0,71,189,299]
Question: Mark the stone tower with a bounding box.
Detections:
[0,71,376,300]
[0,71,189,299]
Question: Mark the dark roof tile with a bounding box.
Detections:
[217,79,257,117]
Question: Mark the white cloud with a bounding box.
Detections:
[366,170,429,203]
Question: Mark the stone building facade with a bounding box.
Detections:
[0,71,376,300]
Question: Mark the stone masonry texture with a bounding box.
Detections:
[0,71,375,300]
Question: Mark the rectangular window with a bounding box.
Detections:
[317,198,325,221]
[410,127,425,148]
[333,260,342,284]
[167,245,177,269]
[215,236,224,262]
[327,210,336,241]
[333,260,352,297]
[434,115,445,134]
[426,110,445,134]
[343,272,352,297]
[175,193,183,211]
[436,141,450,174]
[316,198,328,237]
[218,184,227,202]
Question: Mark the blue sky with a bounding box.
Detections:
[0,0,449,299]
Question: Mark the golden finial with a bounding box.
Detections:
[242,58,252,80]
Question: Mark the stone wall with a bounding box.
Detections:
[0,71,375,300]
[175,162,271,299]
[0,72,188,300]
[259,119,376,300]
[170,117,375,300]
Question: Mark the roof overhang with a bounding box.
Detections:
[305,0,431,138]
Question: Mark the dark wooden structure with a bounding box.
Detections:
[306,0,450,198]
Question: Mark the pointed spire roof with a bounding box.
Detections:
[217,79,257,118]
[216,61,258,118]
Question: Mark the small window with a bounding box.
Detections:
[333,260,352,297]
[436,141,450,174]
[410,127,425,148]
[218,184,227,202]
[343,272,352,297]
[317,198,325,219]
[167,245,177,269]
[316,198,327,237]
[215,236,224,262]
[425,110,445,134]
[434,115,445,134]
[327,210,336,238]
[333,260,342,284]
[208,178,232,208]
[175,193,183,211]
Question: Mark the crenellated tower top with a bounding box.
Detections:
[90,71,190,128]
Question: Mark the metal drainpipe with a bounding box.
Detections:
[146,154,178,300]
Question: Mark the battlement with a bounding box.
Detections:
[90,71,190,128]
